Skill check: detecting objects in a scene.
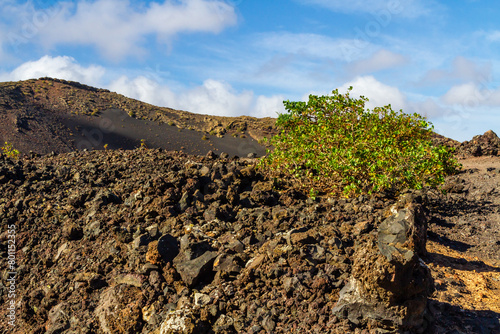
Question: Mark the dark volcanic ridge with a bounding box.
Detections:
[0,78,276,157]
[0,148,499,333]
[433,129,500,158]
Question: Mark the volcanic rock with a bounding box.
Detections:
[458,130,500,157]
[0,147,498,334]
[333,199,434,332]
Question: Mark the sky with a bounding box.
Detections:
[0,0,499,141]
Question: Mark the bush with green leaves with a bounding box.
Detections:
[1,142,20,160]
[259,87,461,197]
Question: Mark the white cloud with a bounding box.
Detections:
[408,98,448,118]
[0,55,105,84]
[486,30,500,42]
[109,77,286,117]
[108,75,178,108]
[3,0,237,61]
[254,95,286,118]
[338,76,407,111]
[297,0,435,18]
[441,83,480,106]
[419,56,492,86]
[256,32,378,62]
[176,79,254,116]
[441,82,500,108]
[348,49,407,75]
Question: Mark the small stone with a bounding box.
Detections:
[179,191,190,211]
[249,325,262,334]
[228,239,245,253]
[84,221,102,239]
[199,166,210,176]
[213,254,242,276]
[157,234,180,264]
[46,303,70,334]
[142,304,156,323]
[146,224,160,239]
[194,293,212,307]
[353,221,372,236]
[95,285,144,333]
[146,241,162,264]
[174,251,217,287]
[262,315,276,332]
[283,277,300,293]
[142,263,159,274]
[213,314,234,332]
[159,308,198,334]
[133,233,150,249]
[245,254,266,271]
[286,228,316,246]
[206,150,217,159]
[113,274,144,287]
[63,223,83,241]
[54,242,69,262]
[149,270,162,287]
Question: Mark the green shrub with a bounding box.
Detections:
[259,87,461,197]
[1,142,20,159]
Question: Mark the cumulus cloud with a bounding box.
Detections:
[408,98,448,118]
[348,49,407,75]
[441,82,500,108]
[3,0,237,61]
[174,80,286,117]
[254,95,286,118]
[0,55,105,84]
[176,79,254,116]
[338,76,407,111]
[108,75,178,108]
[109,77,286,117]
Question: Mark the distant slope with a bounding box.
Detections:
[0,78,276,156]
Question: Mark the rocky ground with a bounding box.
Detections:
[424,156,500,333]
[0,135,498,333]
[0,148,407,333]
[0,77,499,333]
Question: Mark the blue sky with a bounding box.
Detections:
[1,0,499,141]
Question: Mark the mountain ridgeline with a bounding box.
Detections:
[0,78,276,157]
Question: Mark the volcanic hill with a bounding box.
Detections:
[0,78,276,157]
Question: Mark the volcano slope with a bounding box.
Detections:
[0,143,499,333]
[0,78,275,157]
